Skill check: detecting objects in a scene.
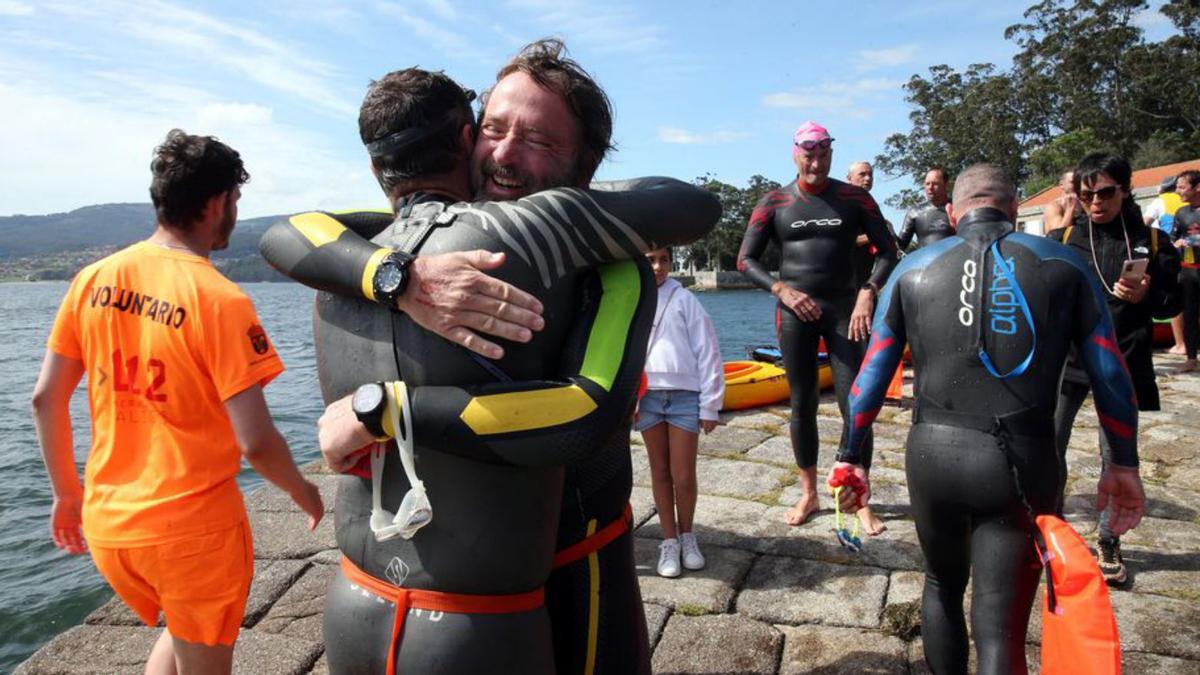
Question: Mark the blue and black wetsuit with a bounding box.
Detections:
[841,208,1138,675]
[260,179,719,674]
[897,200,954,251]
[737,178,898,471]
[1174,204,1200,360]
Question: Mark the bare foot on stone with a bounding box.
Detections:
[857,506,887,536]
[1169,344,1186,355]
[785,493,819,526]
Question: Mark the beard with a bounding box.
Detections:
[475,155,577,200]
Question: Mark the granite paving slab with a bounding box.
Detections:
[761,508,925,571]
[634,537,756,613]
[744,436,800,466]
[777,624,907,674]
[244,474,340,514]
[635,494,774,552]
[736,555,889,628]
[695,456,793,502]
[698,424,772,456]
[1111,588,1200,660]
[722,410,788,432]
[250,509,337,560]
[631,485,658,529]
[652,614,782,675]
[644,603,671,651]
[14,626,322,675]
[255,563,335,642]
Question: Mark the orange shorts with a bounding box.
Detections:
[88,518,254,646]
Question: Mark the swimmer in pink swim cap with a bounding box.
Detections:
[792,121,835,188]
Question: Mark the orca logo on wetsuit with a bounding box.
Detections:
[789,218,842,228]
[958,259,977,327]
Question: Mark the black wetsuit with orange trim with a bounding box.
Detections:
[736,178,897,470]
[260,179,719,674]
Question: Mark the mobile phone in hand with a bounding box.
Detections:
[1120,258,1148,284]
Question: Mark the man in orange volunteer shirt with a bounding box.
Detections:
[31,129,324,675]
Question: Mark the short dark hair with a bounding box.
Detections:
[482,38,614,182]
[1178,170,1200,190]
[1074,153,1132,194]
[149,129,248,229]
[359,68,476,197]
[926,167,947,181]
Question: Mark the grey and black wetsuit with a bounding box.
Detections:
[897,200,954,251]
[736,177,898,471]
[259,179,719,674]
[1173,204,1200,360]
[842,208,1138,675]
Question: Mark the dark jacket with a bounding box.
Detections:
[1050,200,1182,409]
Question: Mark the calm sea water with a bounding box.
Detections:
[0,281,776,671]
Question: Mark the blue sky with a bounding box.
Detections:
[0,0,1178,224]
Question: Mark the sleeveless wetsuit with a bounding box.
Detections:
[842,208,1138,675]
[260,179,719,674]
[736,178,897,470]
[897,201,954,250]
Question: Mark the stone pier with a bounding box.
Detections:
[18,353,1200,674]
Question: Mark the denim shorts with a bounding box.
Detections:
[635,389,700,434]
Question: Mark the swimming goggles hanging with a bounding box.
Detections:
[368,381,433,541]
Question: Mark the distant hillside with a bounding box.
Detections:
[0,203,290,282]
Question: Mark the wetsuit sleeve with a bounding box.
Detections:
[258,210,395,301]
[736,191,783,291]
[840,262,910,463]
[458,178,721,279]
[859,194,900,290]
[1148,230,1182,320]
[1072,267,1139,467]
[404,260,653,466]
[897,209,917,250]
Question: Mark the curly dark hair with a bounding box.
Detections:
[149,129,248,229]
[481,38,614,182]
[359,68,476,197]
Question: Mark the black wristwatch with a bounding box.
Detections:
[352,382,389,440]
[372,250,415,308]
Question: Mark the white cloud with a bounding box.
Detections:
[503,0,665,56]
[0,1,33,16]
[1132,6,1170,31]
[855,44,919,72]
[197,102,274,128]
[762,79,904,119]
[377,2,497,65]
[657,127,750,145]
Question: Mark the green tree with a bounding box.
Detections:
[1022,127,1109,195]
[688,174,781,271]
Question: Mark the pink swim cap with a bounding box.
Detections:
[793,121,831,146]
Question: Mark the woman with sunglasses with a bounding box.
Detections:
[1048,152,1181,585]
[736,121,898,533]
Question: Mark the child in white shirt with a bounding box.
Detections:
[636,247,724,577]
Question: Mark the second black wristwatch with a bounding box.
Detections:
[372,250,415,308]
[352,381,389,440]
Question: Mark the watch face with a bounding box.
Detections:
[376,262,404,294]
[352,383,385,415]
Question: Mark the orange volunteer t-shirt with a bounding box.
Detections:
[47,241,284,547]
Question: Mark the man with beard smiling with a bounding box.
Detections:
[262,41,716,674]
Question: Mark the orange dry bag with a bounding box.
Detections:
[1035,515,1121,675]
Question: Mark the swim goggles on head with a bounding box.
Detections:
[368,381,433,542]
[795,138,834,151]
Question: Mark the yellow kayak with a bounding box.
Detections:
[721,359,833,411]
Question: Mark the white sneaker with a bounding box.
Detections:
[680,532,706,570]
[657,538,681,577]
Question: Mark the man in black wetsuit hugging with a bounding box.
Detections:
[834,164,1145,674]
[736,121,898,534]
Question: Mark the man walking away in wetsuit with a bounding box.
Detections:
[896,167,954,251]
[847,161,896,287]
[737,122,898,535]
[833,163,1145,675]
[1049,153,1181,585]
[32,130,323,675]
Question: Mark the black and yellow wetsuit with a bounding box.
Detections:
[259,179,719,674]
